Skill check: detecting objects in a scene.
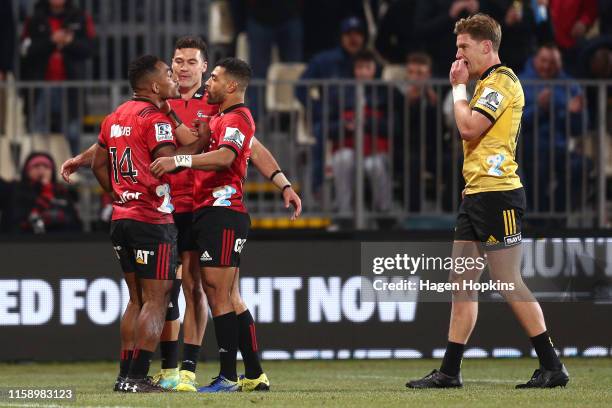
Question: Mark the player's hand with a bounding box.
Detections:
[150,156,177,177]
[282,187,302,221]
[449,59,469,86]
[194,118,211,149]
[60,157,82,183]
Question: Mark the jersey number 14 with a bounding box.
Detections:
[109,147,138,183]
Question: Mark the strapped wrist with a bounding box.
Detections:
[174,155,192,168]
[452,84,467,103]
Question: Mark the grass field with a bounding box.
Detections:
[1,358,611,407]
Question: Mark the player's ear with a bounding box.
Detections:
[152,81,160,95]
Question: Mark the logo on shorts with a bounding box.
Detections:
[135,249,154,265]
[113,246,122,259]
[234,239,247,254]
[200,251,212,261]
[504,233,522,246]
[486,235,500,246]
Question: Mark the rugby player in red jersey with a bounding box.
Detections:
[154,37,300,392]
[151,58,270,393]
[92,55,207,393]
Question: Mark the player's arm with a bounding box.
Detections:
[160,100,202,146]
[251,138,302,220]
[449,60,494,141]
[91,144,112,193]
[60,142,97,182]
[150,146,236,177]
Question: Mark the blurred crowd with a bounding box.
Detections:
[0,0,610,232]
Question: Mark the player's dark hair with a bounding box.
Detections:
[215,58,252,90]
[174,35,209,62]
[406,52,432,68]
[127,55,162,91]
[353,49,377,64]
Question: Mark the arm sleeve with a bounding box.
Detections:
[471,75,513,124]
[144,113,177,153]
[97,116,108,148]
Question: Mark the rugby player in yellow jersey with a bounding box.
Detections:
[406,14,569,389]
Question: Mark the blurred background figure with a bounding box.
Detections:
[296,16,367,193]
[1,152,81,234]
[20,0,96,154]
[330,50,391,219]
[549,0,598,76]
[414,0,480,78]
[520,43,592,215]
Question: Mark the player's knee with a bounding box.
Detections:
[165,279,182,321]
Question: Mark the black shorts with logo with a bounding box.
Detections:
[110,219,178,279]
[173,212,198,253]
[454,187,526,250]
[193,207,250,267]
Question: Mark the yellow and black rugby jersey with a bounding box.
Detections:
[463,64,523,194]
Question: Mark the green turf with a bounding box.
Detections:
[0,358,610,407]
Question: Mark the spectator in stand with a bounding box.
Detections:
[394,52,441,211]
[242,0,303,117]
[0,0,15,82]
[296,16,367,192]
[21,0,96,154]
[375,0,419,64]
[301,0,367,60]
[0,152,81,234]
[520,43,591,213]
[482,0,551,72]
[549,0,598,76]
[599,0,612,35]
[414,0,480,78]
[330,50,391,215]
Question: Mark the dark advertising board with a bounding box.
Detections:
[0,235,610,361]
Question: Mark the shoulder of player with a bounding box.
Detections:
[220,109,255,131]
[484,67,520,92]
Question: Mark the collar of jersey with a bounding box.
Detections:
[131,96,160,108]
[220,103,246,115]
[479,63,504,81]
[192,85,206,100]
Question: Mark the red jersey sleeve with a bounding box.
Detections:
[97,116,109,148]
[143,112,177,154]
[217,115,253,156]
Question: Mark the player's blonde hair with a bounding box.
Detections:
[454,13,502,52]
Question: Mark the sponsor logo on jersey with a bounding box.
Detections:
[116,191,142,203]
[477,87,504,112]
[134,249,154,265]
[154,122,174,142]
[223,127,245,148]
[110,124,131,138]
